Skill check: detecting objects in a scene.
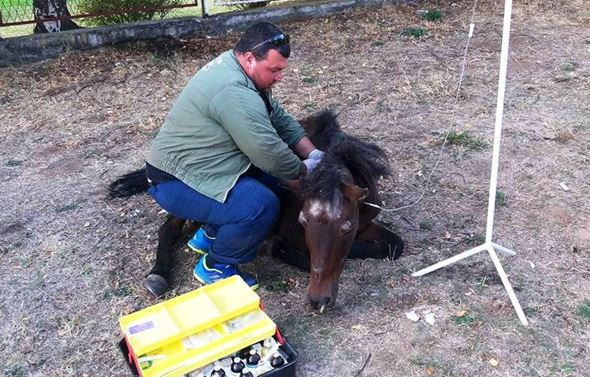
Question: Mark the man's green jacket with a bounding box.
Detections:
[147,50,305,203]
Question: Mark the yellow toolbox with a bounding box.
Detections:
[119,275,277,377]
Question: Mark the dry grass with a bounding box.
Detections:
[1,0,589,376]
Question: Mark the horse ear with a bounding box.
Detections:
[343,184,368,203]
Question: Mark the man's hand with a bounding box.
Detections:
[308,149,325,160]
[303,158,320,173]
[296,148,324,177]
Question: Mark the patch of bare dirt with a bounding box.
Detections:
[1,1,589,376]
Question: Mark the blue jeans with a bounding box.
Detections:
[148,173,282,265]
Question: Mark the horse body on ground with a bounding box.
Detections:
[109,110,403,311]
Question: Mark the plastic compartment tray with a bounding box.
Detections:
[118,336,298,377]
[119,276,278,376]
[120,275,261,356]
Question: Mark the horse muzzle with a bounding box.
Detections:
[307,281,338,313]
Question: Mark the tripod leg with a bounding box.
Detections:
[412,244,487,277]
[487,245,529,325]
[491,242,517,256]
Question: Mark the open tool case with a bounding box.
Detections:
[118,275,297,377]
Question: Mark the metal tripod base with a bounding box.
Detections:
[412,242,528,326]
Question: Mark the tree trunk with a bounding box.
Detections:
[33,0,80,33]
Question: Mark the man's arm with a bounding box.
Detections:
[293,136,316,159]
[268,96,323,159]
[210,86,302,180]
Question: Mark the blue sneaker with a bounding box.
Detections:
[187,227,215,255]
[193,255,259,290]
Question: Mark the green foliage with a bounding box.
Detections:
[3,363,26,377]
[265,279,289,292]
[103,284,133,299]
[55,199,88,213]
[403,27,426,38]
[452,313,478,326]
[447,130,487,151]
[5,159,23,167]
[577,301,590,320]
[465,234,485,245]
[302,77,316,85]
[560,362,576,375]
[419,219,433,230]
[523,307,539,316]
[474,277,488,290]
[495,190,507,207]
[371,40,385,47]
[78,0,181,25]
[422,9,443,22]
[234,1,269,11]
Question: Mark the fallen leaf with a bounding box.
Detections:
[456,310,467,317]
[426,366,435,375]
[489,358,499,367]
[351,324,363,331]
[424,313,436,325]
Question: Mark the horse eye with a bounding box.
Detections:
[341,220,352,234]
[298,211,308,227]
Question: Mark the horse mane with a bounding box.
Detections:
[301,111,391,202]
[300,109,343,151]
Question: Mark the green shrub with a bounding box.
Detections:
[577,301,590,320]
[402,27,425,38]
[447,130,487,150]
[79,0,181,25]
[234,1,270,11]
[422,9,443,22]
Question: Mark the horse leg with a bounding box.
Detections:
[270,236,311,272]
[145,215,186,297]
[349,221,404,260]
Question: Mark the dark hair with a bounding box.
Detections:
[234,22,290,59]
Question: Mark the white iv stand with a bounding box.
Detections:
[412,0,529,326]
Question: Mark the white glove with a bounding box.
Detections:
[303,158,320,174]
[308,149,325,160]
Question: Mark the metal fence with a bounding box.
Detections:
[0,0,269,27]
[0,0,203,26]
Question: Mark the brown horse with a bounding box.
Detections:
[108,110,404,311]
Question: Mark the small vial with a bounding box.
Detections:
[230,357,245,374]
[270,352,285,368]
[210,365,226,377]
[246,349,260,367]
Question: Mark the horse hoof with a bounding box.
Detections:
[392,240,405,260]
[144,274,169,297]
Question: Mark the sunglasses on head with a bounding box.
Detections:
[250,33,290,51]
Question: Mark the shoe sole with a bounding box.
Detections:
[193,270,209,285]
[187,243,207,256]
[192,270,259,291]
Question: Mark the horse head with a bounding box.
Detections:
[298,129,390,312]
[299,165,368,312]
